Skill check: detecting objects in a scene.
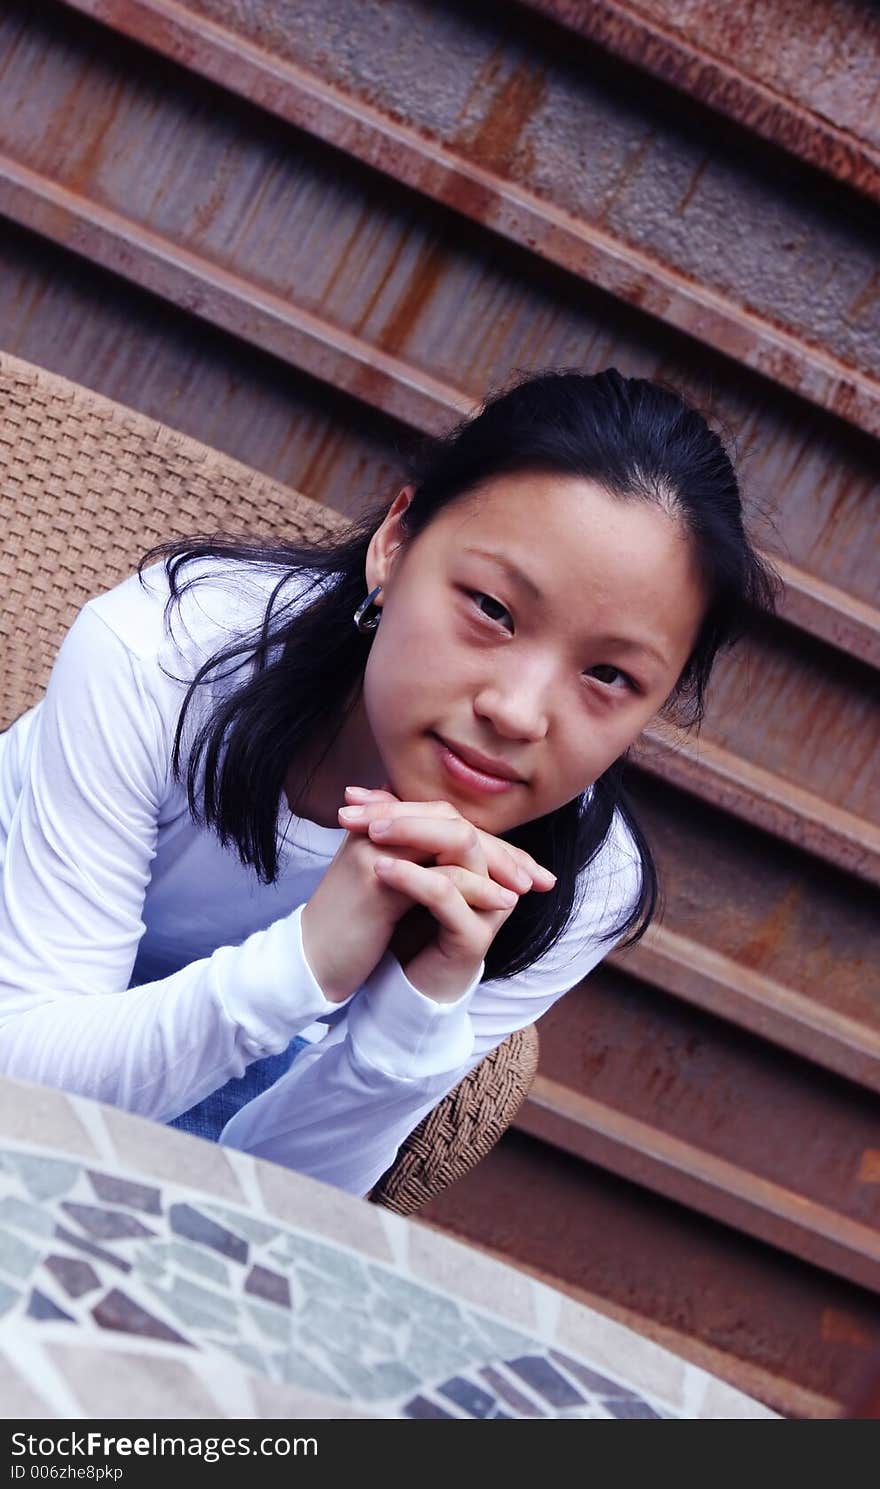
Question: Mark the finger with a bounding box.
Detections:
[344,784,399,801]
[351,809,521,891]
[469,831,545,894]
[429,862,521,911]
[342,797,458,821]
[476,833,556,887]
[373,857,515,936]
[338,800,553,893]
[365,814,488,878]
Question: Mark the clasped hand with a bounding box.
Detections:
[300,784,556,1005]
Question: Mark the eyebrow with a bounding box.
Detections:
[462,546,671,670]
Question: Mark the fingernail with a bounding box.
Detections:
[498,887,518,906]
[345,785,370,797]
[338,804,364,818]
[516,868,532,890]
[369,818,392,834]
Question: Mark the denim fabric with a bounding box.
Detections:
[167,1033,311,1142]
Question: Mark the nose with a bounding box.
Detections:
[473,654,552,742]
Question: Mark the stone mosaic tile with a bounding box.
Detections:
[0,1226,42,1280]
[549,1346,639,1399]
[0,1120,778,1420]
[45,1341,224,1420]
[86,1172,163,1214]
[274,1346,351,1398]
[43,1254,102,1299]
[254,1161,397,1263]
[27,1288,74,1323]
[60,1201,157,1241]
[99,1105,247,1202]
[0,1279,22,1316]
[245,1262,291,1307]
[137,1240,229,1287]
[0,1084,96,1159]
[405,1221,537,1332]
[53,1223,132,1274]
[438,1375,497,1417]
[169,1203,248,1262]
[479,1363,548,1416]
[507,1354,587,1408]
[5,1152,81,1201]
[607,1397,664,1419]
[147,1273,239,1334]
[200,1203,281,1247]
[556,1291,690,1412]
[403,1395,457,1419]
[0,1195,57,1237]
[92,1288,191,1345]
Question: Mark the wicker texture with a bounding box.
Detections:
[369,1022,540,1215]
[0,351,538,1213]
[0,353,340,733]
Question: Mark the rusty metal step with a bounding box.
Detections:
[518,0,880,203]
[514,967,880,1293]
[422,1128,880,1418]
[55,0,880,435]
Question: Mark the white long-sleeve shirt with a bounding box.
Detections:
[0,559,641,1195]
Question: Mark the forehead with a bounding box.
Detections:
[435,473,682,576]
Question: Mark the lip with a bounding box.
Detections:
[434,734,525,789]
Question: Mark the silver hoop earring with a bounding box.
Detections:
[353,585,382,632]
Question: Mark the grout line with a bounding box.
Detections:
[67,1096,120,1167]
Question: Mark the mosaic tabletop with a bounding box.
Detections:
[0,1075,777,1419]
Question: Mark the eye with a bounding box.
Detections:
[469,592,514,630]
[585,664,638,693]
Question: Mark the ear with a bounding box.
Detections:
[365,485,416,596]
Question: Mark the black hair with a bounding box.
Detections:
[141,367,782,982]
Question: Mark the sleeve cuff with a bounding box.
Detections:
[346,950,481,1079]
[215,902,357,1051]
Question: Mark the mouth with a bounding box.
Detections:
[432,734,524,794]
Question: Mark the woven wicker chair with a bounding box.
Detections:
[0,351,538,1216]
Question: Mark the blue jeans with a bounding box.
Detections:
[167,1034,311,1142]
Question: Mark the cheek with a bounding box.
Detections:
[361,627,431,729]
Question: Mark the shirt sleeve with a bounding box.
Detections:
[0,603,355,1119]
[219,831,641,1196]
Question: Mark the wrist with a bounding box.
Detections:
[397,946,484,1004]
[299,901,356,1004]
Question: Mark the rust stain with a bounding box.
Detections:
[319,202,370,307]
[856,1150,880,1184]
[675,155,709,217]
[41,69,128,198]
[350,222,414,339]
[847,268,880,324]
[597,128,657,226]
[191,149,244,239]
[821,1308,875,1348]
[455,41,505,127]
[826,471,858,528]
[736,881,803,971]
[293,429,342,504]
[456,58,548,178]
[378,236,449,358]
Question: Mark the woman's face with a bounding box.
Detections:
[331,472,707,835]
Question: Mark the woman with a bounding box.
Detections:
[0,368,780,1195]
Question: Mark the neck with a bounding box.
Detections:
[284,692,385,828]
